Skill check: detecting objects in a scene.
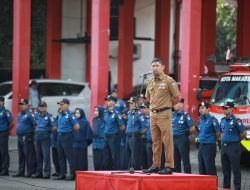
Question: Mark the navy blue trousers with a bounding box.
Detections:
[198,143,217,175]
[174,134,191,173]
[141,139,148,169]
[146,142,153,168]
[120,134,127,170]
[93,148,104,170]
[125,134,142,170]
[17,134,36,175]
[103,133,120,170]
[57,132,74,176]
[221,142,241,190]
[0,130,9,172]
[34,132,51,176]
[73,147,88,171]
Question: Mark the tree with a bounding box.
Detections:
[216,0,237,59]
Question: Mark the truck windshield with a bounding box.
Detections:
[211,75,250,107]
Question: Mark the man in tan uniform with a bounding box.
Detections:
[143,57,181,175]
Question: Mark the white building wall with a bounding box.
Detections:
[61,0,87,82]
[109,0,156,88]
[60,0,176,88]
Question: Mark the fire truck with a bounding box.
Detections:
[208,63,250,163]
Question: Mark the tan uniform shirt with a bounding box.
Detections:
[145,73,180,109]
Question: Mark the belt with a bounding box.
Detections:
[151,107,171,114]
[222,141,239,147]
[58,132,72,136]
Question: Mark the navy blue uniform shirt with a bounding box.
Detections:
[0,107,13,131]
[198,113,220,144]
[16,109,35,136]
[103,109,124,134]
[172,110,194,136]
[57,109,78,133]
[126,110,144,134]
[34,112,56,132]
[140,114,151,141]
[220,114,246,143]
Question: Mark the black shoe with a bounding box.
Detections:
[51,173,59,177]
[12,173,25,177]
[65,174,75,181]
[0,171,9,176]
[142,166,159,174]
[25,174,32,178]
[43,175,50,179]
[31,174,43,178]
[53,175,66,180]
[158,167,173,175]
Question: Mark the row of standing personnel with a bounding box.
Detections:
[92,92,247,190]
[0,90,247,190]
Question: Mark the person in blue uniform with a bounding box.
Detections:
[120,107,129,170]
[51,108,66,177]
[140,101,151,169]
[0,96,14,176]
[32,101,57,179]
[220,102,247,190]
[197,101,220,176]
[53,98,79,181]
[125,96,146,170]
[13,99,36,178]
[111,89,126,114]
[92,106,105,170]
[172,98,196,173]
[103,95,125,170]
[73,108,93,171]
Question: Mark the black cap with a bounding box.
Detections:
[140,102,149,108]
[38,101,47,107]
[57,98,70,105]
[223,102,234,108]
[30,80,38,87]
[127,96,138,103]
[0,96,5,102]
[111,89,118,94]
[19,99,28,105]
[180,98,184,103]
[198,101,210,109]
[105,95,117,103]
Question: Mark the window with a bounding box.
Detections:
[67,84,85,96]
[39,83,71,96]
[0,84,12,96]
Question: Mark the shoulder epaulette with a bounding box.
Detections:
[209,113,214,118]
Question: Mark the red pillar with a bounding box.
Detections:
[86,0,91,84]
[12,0,31,135]
[180,0,202,119]
[90,0,110,120]
[200,0,216,75]
[154,0,170,74]
[117,0,135,99]
[237,0,250,57]
[46,0,62,79]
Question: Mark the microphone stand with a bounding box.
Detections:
[128,74,151,174]
[111,74,151,176]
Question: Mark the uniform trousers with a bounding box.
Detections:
[150,110,174,168]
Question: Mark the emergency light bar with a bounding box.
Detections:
[229,63,250,71]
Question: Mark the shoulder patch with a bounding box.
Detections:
[209,113,214,118]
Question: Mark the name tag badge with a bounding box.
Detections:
[159,83,166,89]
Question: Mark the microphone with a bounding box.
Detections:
[139,72,152,77]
